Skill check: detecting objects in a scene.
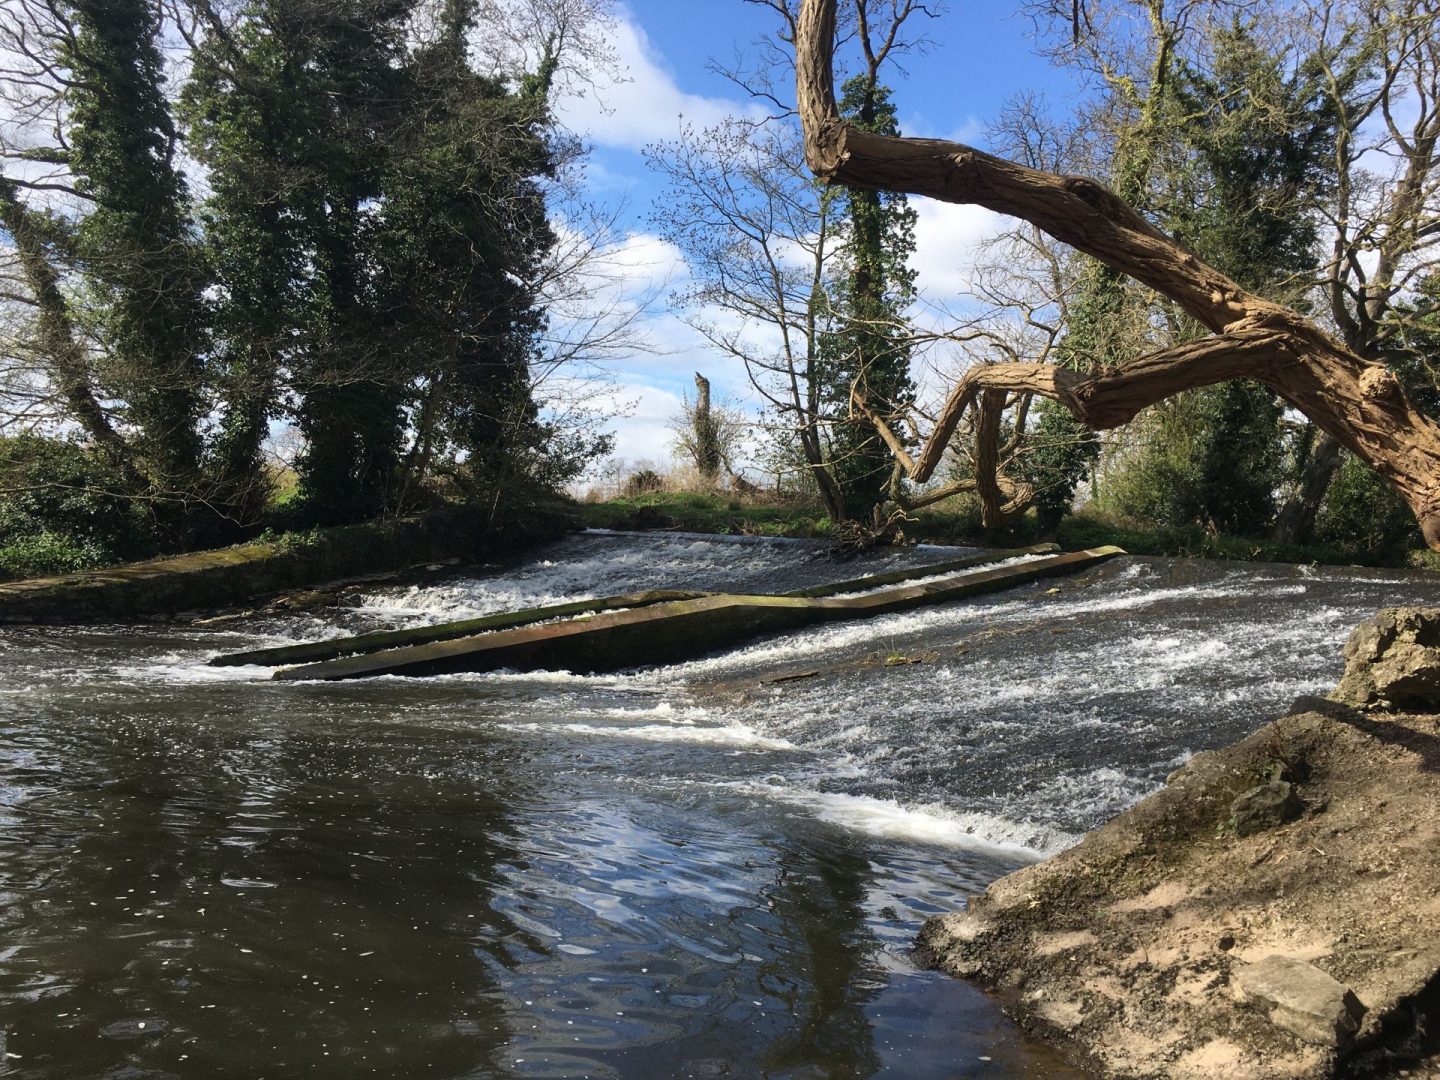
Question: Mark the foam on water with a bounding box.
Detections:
[87,538,1440,859]
[820,553,1047,598]
[353,532,813,621]
[353,530,981,623]
[701,779,1075,857]
[500,721,796,751]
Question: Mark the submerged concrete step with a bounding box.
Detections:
[271,546,1122,682]
[784,543,1058,597]
[208,590,705,668]
[211,543,1057,669]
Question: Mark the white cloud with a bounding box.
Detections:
[910,198,1008,302]
[554,8,760,151]
[587,380,684,464]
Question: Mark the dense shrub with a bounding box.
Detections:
[0,436,157,579]
[622,469,666,497]
[1314,453,1417,564]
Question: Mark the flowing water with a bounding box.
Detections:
[2,530,1438,1080]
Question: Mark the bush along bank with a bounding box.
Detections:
[578,491,1440,570]
[0,500,579,625]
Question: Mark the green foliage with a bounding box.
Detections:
[1097,382,1283,535]
[182,0,579,527]
[1314,453,1416,563]
[579,490,834,539]
[0,436,157,578]
[182,3,317,518]
[817,77,918,521]
[0,531,112,579]
[1093,19,1335,537]
[62,0,207,489]
[1022,400,1096,532]
[1170,20,1339,300]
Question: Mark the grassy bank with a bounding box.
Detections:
[579,490,1440,570]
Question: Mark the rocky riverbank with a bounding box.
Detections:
[919,609,1440,1079]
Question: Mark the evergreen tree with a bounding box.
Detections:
[186,0,415,524]
[375,0,558,510]
[61,0,207,497]
[1097,19,1338,535]
[184,3,314,520]
[286,0,412,523]
[1166,20,1336,534]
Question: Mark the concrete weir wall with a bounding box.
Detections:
[0,506,576,624]
[213,543,1064,671]
[263,546,1124,681]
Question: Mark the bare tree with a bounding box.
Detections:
[1271,0,1440,541]
[647,117,854,518]
[796,0,1440,549]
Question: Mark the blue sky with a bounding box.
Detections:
[549,1,1087,471]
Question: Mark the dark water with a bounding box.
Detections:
[2,531,1438,1079]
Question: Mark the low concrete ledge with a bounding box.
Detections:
[209,589,707,668]
[272,545,1123,681]
[0,507,576,625]
[210,542,1060,669]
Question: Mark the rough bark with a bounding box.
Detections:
[796,0,1440,550]
[692,372,721,483]
[1274,431,1343,546]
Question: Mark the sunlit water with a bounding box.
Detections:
[2,530,1437,1079]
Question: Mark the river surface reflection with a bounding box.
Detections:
[2,531,1437,1078]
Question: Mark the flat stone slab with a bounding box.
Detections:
[1235,955,1366,1049]
[208,589,707,668]
[272,546,1122,681]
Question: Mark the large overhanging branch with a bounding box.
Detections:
[797,0,1440,549]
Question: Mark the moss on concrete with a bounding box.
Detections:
[0,503,578,624]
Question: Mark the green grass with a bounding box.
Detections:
[578,491,835,539]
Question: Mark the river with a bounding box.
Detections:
[1,530,1436,1079]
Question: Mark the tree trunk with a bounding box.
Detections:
[692,372,721,484]
[1273,430,1343,546]
[0,179,145,490]
[795,0,1440,551]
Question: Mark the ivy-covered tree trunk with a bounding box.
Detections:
[62,0,207,501]
[819,76,918,524]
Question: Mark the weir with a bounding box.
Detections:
[210,542,1058,669]
[217,544,1124,681]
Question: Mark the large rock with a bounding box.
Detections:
[1230,780,1302,836]
[1331,607,1440,710]
[1234,955,1366,1049]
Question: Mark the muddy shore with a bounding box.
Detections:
[919,637,1440,1078]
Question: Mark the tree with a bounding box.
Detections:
[182,0,605,526]
[797,0,1440,550]
[671,372,746,484]
[61,0,209,498]
[1273,0,1440,542]
[1095,15,1340,535]
[182,0,324,521]
[816,74,919,522]
[647,117,853,520]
